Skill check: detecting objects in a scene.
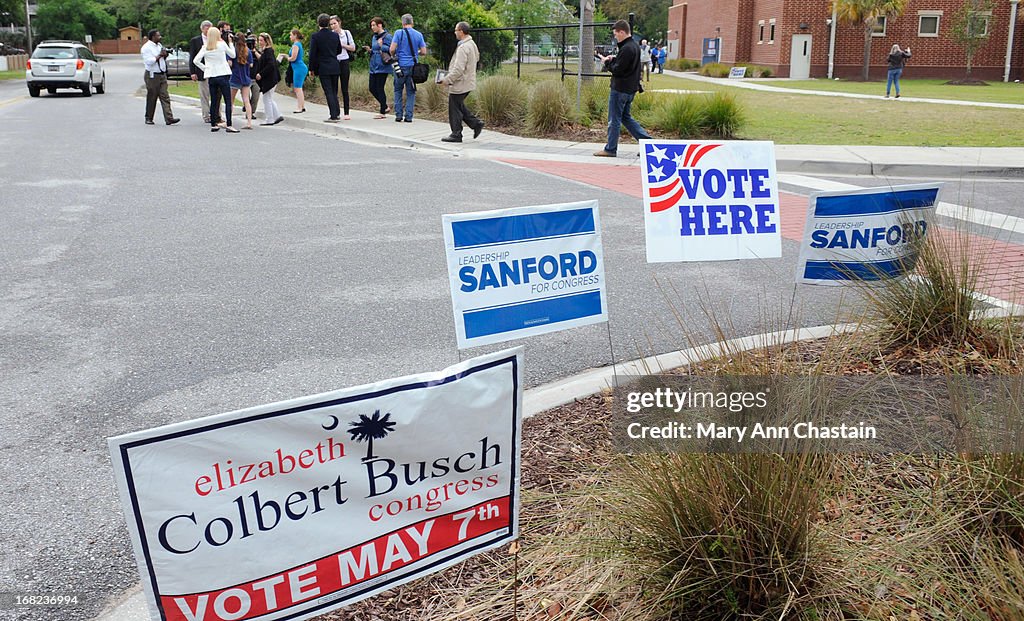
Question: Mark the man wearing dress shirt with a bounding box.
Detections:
[141,30,179,126]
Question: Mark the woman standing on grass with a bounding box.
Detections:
[282,29,308,113]
[330,15,357,120]
[229,33,254,129]
[364,17,393,119]
[886,44,912,99]
[193,26,239,133]
[254,33,283,125]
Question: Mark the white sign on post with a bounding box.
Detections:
[728,66,747,78]
[443,200,608,349]
[109,349,523,621]
[796,183,941,285]
[640,140,782,262]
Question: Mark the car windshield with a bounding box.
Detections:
[32,47,77,59]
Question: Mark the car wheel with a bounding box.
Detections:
[95,73,105,94]
[81,78,92,97]
[29,85,40,97]
[47,87,56,94]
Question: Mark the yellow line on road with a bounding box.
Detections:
[0,95,28,108]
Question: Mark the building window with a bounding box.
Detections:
[918,11,941,37]
[872,15,886,37]
[769,19,775,44]
[968,12,991,37]
[758,20,764,44]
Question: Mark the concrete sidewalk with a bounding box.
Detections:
[666,70,1024,111]
[169,92,1024,179]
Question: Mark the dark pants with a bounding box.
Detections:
[339,59,350,115]
[249,82,260,116]
[369,73,388,113]
[209,75,232,126]
[144,73,173,123]
[448,92,481,138]
[320,73,340,119]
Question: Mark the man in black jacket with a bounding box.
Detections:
[188,20,212,123]
[309,13,343,122]
[594,20,652,157]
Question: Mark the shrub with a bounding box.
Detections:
[702,92,745,138]
[527,80,572,134]
[419,80,448,115]
[665,58,699,71]
[474,75,527,126]
[699,62,731,78]
[425,0,513,71]
[652,94,706,137]
[736,64,774,78]
[582,79,610,124]
[348,71,373,108]
[616,453,830,619]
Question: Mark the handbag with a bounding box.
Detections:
[402,28,430,84]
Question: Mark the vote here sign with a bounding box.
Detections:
[796,183,940,286]
[108,349,523,621]
[443,200,608,349]
[640,140,782,263]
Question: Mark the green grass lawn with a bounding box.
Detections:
[0,69,24,81]
[762,77,1024,105]
[643,73,1024,146]
[167,79,200,98]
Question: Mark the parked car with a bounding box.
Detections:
[0,42,27,55]
[166,48,191,78]
[26,41,105,97]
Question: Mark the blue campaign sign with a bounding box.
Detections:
[796,183,942,286]
[443,201,608,349]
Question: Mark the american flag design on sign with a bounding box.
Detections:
[644,143,722,213]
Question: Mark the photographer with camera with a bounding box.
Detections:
[363,17,393,119]
[389,13,426,123]
[244,30,261,115]
[140,29,179,126]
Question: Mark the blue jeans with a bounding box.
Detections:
[605,89,651,154]
[393,69,415,120]
[886,68,903,96]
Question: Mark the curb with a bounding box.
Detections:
[167,94,453,154]
[94,322,858,621]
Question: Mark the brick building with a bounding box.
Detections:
[666,0,1024,80]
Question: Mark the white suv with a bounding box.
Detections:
[26,41,106,97]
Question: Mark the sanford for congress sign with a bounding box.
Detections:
[108,349,523,621]
[443,200,608,349]
[640,140,782,263]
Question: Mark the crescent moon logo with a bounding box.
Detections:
[322,415,339,431]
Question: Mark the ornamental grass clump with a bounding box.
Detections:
[527,80,573,134]
[419,80,448,115]
[474,75,527,126]
[699,62,731,78]
[653,94,706,137]
[614,452,832,619]
[703,91,745,139]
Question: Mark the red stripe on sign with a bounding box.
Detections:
[648,178,680,198]
[160,496,511,621]
[682,144,700,168]
[688,144,721,167]
[650,186,686,213]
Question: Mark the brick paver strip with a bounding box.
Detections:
[501,158,1023,303]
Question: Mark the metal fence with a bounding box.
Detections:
[426,19,634,81]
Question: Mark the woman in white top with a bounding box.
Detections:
[193,27,239,133]
[329,15,357,120]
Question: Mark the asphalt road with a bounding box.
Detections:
[0,57,921,620]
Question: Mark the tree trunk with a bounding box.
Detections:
[965,52,973,79]
[581,0,594,83]
[861,24,872,81]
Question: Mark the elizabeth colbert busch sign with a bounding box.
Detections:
[443,200,608,349]
[108,349,523,621]
[796,183,941,286]
[640,140,781,263]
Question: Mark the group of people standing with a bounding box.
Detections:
[639,40,666,77]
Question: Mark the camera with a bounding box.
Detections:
[221,29,234,43]
[245,29,257,50]
[391,61,404,77]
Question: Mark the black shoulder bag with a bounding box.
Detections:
[404,29,430,84]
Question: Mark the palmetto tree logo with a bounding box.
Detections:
[348,410,396,461]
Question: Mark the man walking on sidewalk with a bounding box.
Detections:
[141,30,179,126]
[309,13,343,122]
[189,20,212,123]
[390,14,427,123]
[593,20,650,157]
[439,22,484,143]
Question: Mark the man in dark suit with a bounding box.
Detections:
[308,13,343,122]
[188,20,212,123]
